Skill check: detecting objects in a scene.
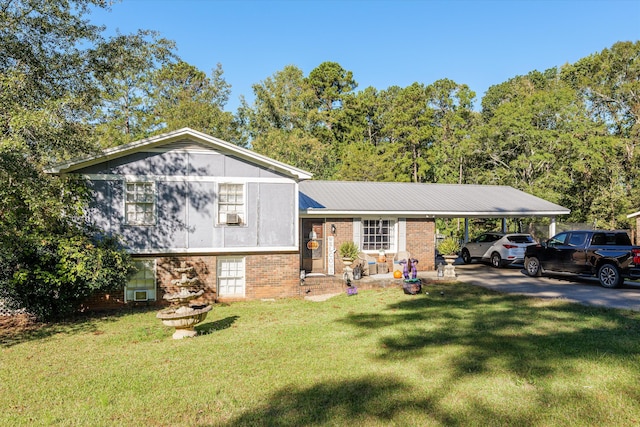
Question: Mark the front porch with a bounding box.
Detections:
[298,270,442,298]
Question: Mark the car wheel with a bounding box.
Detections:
[490,252,502,268]
[461,249,471,264]
[598,263,621,288]
[525,256,542,277]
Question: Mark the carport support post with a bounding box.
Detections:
[502,218,507,232]
[464,218,469,243]
[549,216,556,238]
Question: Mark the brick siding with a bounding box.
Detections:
[78,217,436,313]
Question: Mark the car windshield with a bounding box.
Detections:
[507,235,534,244]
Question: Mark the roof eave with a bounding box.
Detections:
[301,209,571,217]
[46,128,313,180]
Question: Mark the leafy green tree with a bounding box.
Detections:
[562,41,640,215]
[91,29,177,147]
[241,65,315,136]
[0,0,135,319]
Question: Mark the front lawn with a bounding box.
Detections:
[1,283,639,426]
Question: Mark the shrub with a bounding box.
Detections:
[438,237,460,256]
[3,231,134,321]
[339,241,360,260]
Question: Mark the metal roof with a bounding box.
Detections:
[299,181,570,217]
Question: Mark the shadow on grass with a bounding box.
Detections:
[340,283,640,380]
[214,374,552,426]
[216,285,640,426]
[0,305,160,348]
[196,316,239,335]
[217,375,411,426]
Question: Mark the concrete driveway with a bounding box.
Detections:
[454,262,640,312]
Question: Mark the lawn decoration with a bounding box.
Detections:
[400,257,422,295]
[156,262,212,339]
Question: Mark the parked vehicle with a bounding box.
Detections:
[524,230,640,288]
[461,232,536,268]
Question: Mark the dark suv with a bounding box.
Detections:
[524,230,640,288]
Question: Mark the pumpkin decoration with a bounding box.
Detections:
[393,270,403,279]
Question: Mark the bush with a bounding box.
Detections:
[3,231,134,321]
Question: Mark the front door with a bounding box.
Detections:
[302,220,324,274]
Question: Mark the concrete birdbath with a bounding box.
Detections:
[156,263,212,339]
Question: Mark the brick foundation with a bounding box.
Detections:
[78,217,437,313]
[80,252,301,311]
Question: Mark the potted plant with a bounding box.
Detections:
[339,241,359,265]
[438,237,460,258]
[438,237,460,278]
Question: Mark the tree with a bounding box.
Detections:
[562,41,640,215]
[241,65,315,138]
[0,0,136,319]
[150,61,244,145]
[90,29,177,147]
[427,79,478,184]
[382,83,434,182]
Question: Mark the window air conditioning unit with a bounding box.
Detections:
[226,213,240,225]
[133,290,149,302]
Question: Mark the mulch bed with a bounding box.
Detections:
[0,314,40,341]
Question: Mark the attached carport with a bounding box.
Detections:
[300,181,570,241]
[299,181,570,273]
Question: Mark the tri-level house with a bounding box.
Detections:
[48,128,312,308]
[47,128,569,309]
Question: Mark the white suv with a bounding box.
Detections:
[461,232,536,268]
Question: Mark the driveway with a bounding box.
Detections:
[454,263,640,312]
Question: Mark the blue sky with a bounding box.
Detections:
[90,0,640,112]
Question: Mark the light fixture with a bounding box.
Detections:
[331,224,337,234]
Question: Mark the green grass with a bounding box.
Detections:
[2,283,640,426]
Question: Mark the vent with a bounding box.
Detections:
[133,290,149,302]
[226,213,240,225]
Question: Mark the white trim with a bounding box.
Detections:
[360,217,397,253]
[128,246,299,255]
[124,180,157,226]
[80,174,294,184]
[217,256,246,298]
[216,182,246,227]
[125,258,157,303]
[302,210,570,217]
[398,218,407,252]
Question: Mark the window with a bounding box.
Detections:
[362,219,395,251]
[125,259,157,302]
[218,183,244,225]
[125,182,155,225]
[548,232,568,247]
[217,257,245,297]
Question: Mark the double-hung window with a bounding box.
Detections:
[125,259,157,302]
[362,219,396,252]
[125,181,156,225]
[218,183,244,225]
[217,257,245,297]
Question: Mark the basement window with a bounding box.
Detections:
[125,259,157,302]
[217,257,245,297]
